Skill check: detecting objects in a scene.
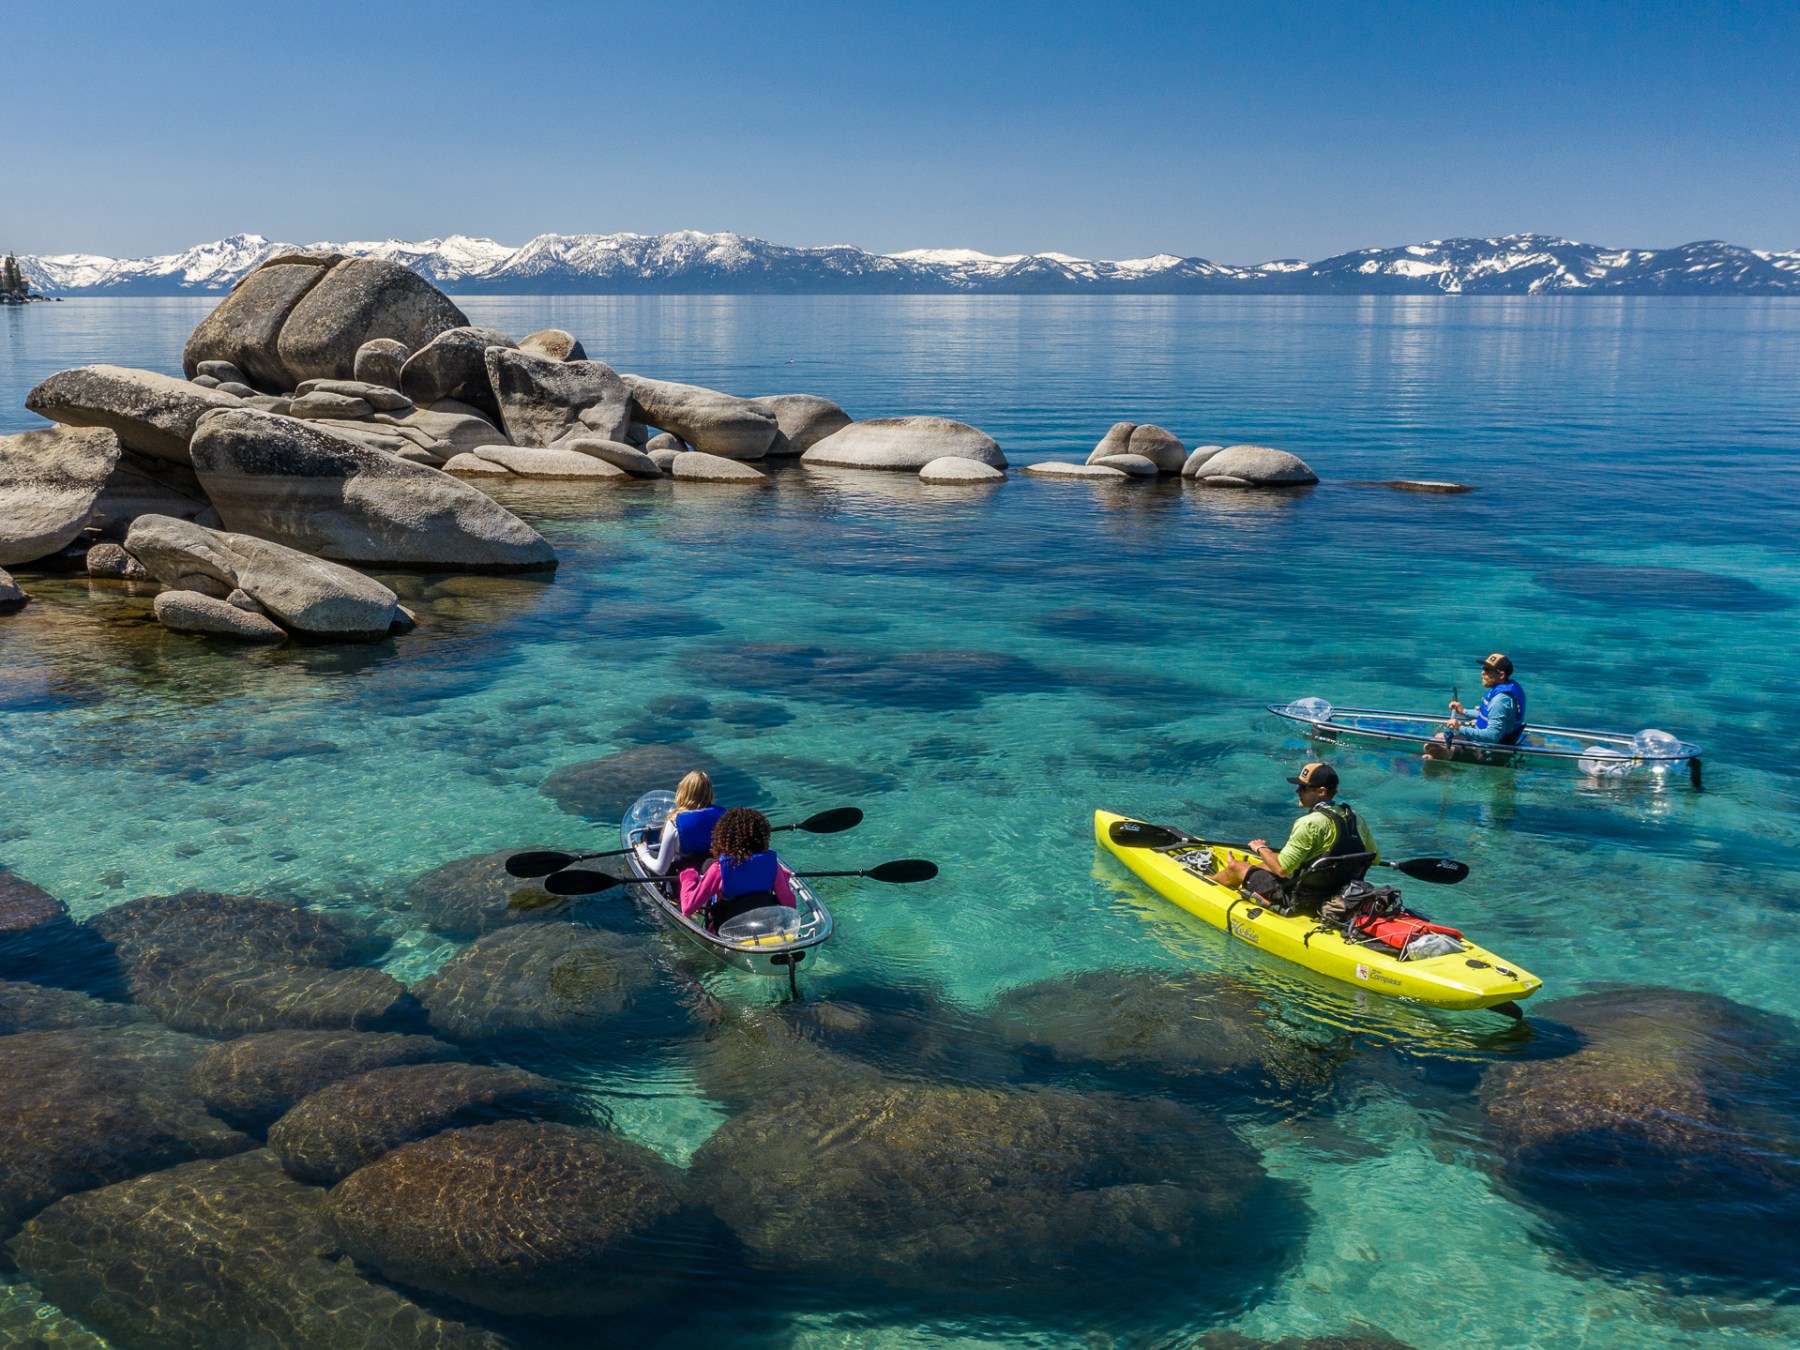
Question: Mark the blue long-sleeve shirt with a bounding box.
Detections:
[1459,690,1522,745]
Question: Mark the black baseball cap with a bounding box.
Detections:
[1481,652,1514,675]
[1287,762,1339,789]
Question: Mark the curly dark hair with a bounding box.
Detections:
[710,806,772,864]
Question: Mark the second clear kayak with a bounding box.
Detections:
[1095,809,1541,1013]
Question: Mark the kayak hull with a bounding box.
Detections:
[1267,702,1702,785]
[1094,810,1540,1012]
[620,791,833,976]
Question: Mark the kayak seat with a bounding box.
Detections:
[707,889,780,933]
[1284,851,1377,917]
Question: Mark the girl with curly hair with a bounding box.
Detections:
[679,805,797,931]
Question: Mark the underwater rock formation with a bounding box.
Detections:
[269,1061,580,1184]
[414,923,686,1049]
[691,1078,1301,1300]
[327,1121,690,1317]
[539,742,765,818]
[189,1028,462,1127]
[0,1025,253,1239]
[0,868,85,979]
[0,979,147,1033]
[9,1150,508,1349]
[1480,986,1800,1293]
[402,848,566,939]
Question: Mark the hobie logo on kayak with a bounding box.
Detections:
[1229,919,1260,944]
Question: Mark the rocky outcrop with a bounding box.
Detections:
[353,337,410,388]
[275,258,469,386]
[269,1062,577,1183]
[88,450,220,533]
[1127,424,1187,472]
[189,409,556,572]
[126,514,401,639]
[1189,444,1319,485]
[755,393,852,455]
[470,445,626,479]
[154,589,288,641]
[557,436,663,477]
[85,540,151,578]
[414,923,675,1047]
[25,365,242,466]
[1088,421,1136,464]
[691,1079,1296,1298]
[623,375,779,460]
[0,426,123,566]
[1090,452,1159,477]
[670,451,768,483]
[518,328,586,361]
[371,405,508,459]
[1023,461,1129,479]
[441,452,511,475]
[8,1150,509,1350]
[0,979,146,1033]
[182,256,338,390]
[802,416,1005,470]
[190,1029,462,1127]
[399,326,516,417]
[327,1122,689,1316]
[919,456,1004,484]
[1181,444,1227,476]
[0,870,81,977]
[487,348,632,447]
[647,447,682,472]
[0,1025,253,1239]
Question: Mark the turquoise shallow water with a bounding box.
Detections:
[4,295,1800,1346]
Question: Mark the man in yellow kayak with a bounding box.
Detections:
[1209,762,1382,917]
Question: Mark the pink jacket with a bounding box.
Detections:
[678,862,797,918]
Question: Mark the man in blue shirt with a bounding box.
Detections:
[1423,652,1526,760]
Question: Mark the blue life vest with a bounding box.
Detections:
[718,850,780,898]
[674,807,726,855]
[1474,680,1527,745]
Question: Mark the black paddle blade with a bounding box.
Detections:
[798,806,864,834]
[543,868,631,896]
[1391,857,1470,884]
[865,859,938,884]
[504,850,581,878]
[1107,819,1195,851]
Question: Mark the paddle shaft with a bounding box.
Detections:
[1130,828,1464,884]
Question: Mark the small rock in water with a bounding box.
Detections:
[471,445,628,479]
[1190,444,1318,486]
[1376,479,1473,494]
[803,415,1004,471]
[0,567,26,612]
[153,590,289,642]
[518,328,587,362]
[919,456,1004,484]
[1087,421,1136,464]
[1024,461,1129,479]
[85,541,151,579]
[1090,452,1159,477]
[195,360,248,385]
[623,374,779,460]
[1180,444,1227,476]
[670,450,769,483]
[754,393,852,455]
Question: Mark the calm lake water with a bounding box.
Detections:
[3,294,1800,1347]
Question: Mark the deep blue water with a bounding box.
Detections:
[3,295,1800,1347]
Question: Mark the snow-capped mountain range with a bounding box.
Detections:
[15,231,1800,296]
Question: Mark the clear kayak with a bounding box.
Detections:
[1095,810,1541,1013]
[619,790,833,977]
[1268,697,1704,787]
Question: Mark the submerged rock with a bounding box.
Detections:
[190,1029,462,1126]
[1024,460,1129,479]
[1480,987,1800,1293]
[9,1149,508,1349]
[802,415,1005,471]
[0,869,79,977]
[669,450,769,483]
[623,374,778,460]
[0,979,145,1033]
[414,923,677,1047]
[403,848,567,939]
[691,1079,1299,1299]
[88,890,388,973]
[540,743,764,819]
[0,1025,253,1239]
[270,1061,579,1183]
[919,455,1004,484]
[0,567,24,612]
[189,408,556,572]
[25,365,242,466]
[0,426,123,566]
[328,1121,688,1317]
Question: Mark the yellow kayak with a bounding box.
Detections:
[1094,810,1541,1013]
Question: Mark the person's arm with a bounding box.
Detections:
[649,818,680,873]
[1275,814,1330,875]
[774,866,798,909]
[679,863,722,917]
[1457,692,1515,745]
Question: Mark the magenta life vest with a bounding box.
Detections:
[675,807,726,855]
[718,850,779,898]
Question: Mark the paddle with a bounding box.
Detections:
[503,807,866,879]
[1105,818,1469,884]
[534,856,939,899]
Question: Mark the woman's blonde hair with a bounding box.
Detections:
[674,770,714,813]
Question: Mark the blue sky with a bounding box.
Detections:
[5,0,1796,260]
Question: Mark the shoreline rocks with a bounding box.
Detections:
[623,374,779,460]
[0,426,122,566]
[1188,444,1319,486]
[26,366,243,466]
[803,415,1005,471]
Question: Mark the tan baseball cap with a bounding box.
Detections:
[1287,762,1339,789]
[1481,652,1514,674]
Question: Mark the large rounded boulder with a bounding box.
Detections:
[183,254,340,390]
[755,393,852,455]
[803,416,1005,471]
[0,426,122,566]
[399,326,517,417]
[188,408,556,572]
[1480,987,1800,1293]
[25,365,243,466]
[691,1079,1301,1303]
[1189,444,1318,486]
[189,1029,462,1127]
[326,1121,690,1317]
[274,258,469,385]
[487,348,633,447]
[622,375,778,459]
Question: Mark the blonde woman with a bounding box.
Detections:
[648,770,725,875]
